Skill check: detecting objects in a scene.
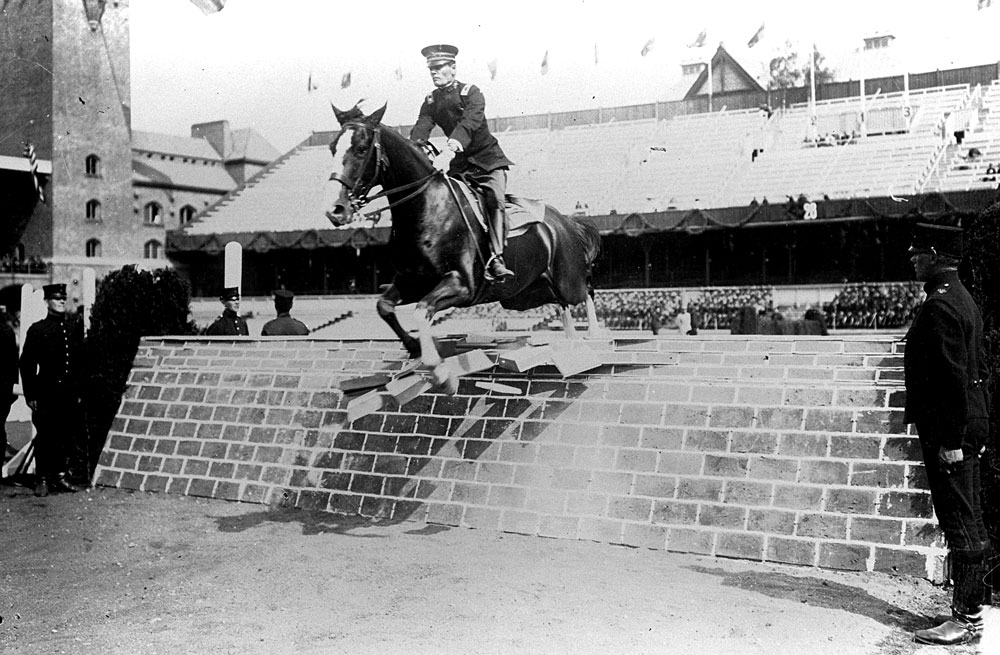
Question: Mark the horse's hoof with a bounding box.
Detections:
[431,363,457,394]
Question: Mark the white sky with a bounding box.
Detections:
[130,0,1000,153]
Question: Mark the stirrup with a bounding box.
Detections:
[485,255,514,283]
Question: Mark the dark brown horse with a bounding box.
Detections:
[326,104,602,390]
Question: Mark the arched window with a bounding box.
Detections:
[144,202,163,225]
[179,205,197,225]
[85,239,101,258]
[85,154,101,177]
[144,240,162,259]
[86,199,101,222]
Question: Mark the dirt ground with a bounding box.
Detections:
[0,482,986,655]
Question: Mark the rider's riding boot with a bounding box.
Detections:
[486,208,514,282]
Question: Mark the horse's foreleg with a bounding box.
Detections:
[377,284,420,357]
[560,305,579,340]
[584,290,605,338]
[412,272,472,395]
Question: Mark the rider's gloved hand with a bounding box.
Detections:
[432,150,454,172]
[446,138,464,153]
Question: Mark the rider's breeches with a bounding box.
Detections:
[465,167,508,255]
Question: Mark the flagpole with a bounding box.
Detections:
[809,43,817,141]
[707,49,713,112]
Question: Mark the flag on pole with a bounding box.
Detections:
[641,38,655,57]
[23,142,44,204]
[341,72,352,89]
[394,66,403,81]
[978,0,992,9]
[747,22,765,48]
[189,0,225,14]
[307,71,319,92]
[540,50,549,75]
[488,59,498,80]
[594,43,599,65]
[687,29,707,48]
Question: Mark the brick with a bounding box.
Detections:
[904,521,945,548]
[803,409,854,433]
[766,537,817,566]
[817,542,870,571]
[600,424,641,448]
[587,471,633,494]
[640,427,684,451]
[710,406,755,429]
[799,460,849,485]
[538,516,580,540]
[488,485,526,509]
[685,429,728,452]
[560,422,601,445]
[873,547,928,577]
[704,455,748,478]
[692,386,736,404]
[633,474,676,498]
[783,387,835,407]
[608,497,652,521]
[736,386,783,405]
[616,449,657,473]
[757,408,804,430]
[578,518,623,544]
[622,523,668,549]
[879,491,933,519]
[451,481,489,505]
[426,503,464,526]
[716,532,764,560]
[647,383,691,403]
[724,480,773,506]
[699,504,746,528]
[747,456,799,482]
[619,402,663,426]
[747,508,795,535]
[662,404,710,427]
[188,478,216,498]
[797,513,847,540]
[779,433,828,457]
[835,388,886,408]
[730,431,777,454]
[826,488,878,515]
[882,437,922,462]
[652,500,698,525]
[524,488,567,514]
[566,492,608,517]
[773,484,823,510]
[666,528,714,555]
[657,452,703,475]
[849,463,906,488]
[829,435,880,460]
[513,465,555,488]
[851,517,903,545]
[477,462,516,484]
[676,478,722,501]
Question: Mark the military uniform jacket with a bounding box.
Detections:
[19,312,84,402]
[903,269,990,450]
[206,309,249,336]
[410,81,513,174]
[261,314,309,337]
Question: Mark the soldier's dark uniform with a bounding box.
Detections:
[19,285,85,489]
[261,291,309,336]
[206,287,249,336]
[903,222,993,645]
[410,44,515,281]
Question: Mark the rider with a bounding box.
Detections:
[410,44,515,282]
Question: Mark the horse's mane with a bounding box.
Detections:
[376,123,434,171]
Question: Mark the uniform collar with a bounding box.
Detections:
[437,80,459,93]
[223,308,239,318]
[923,268,960,295]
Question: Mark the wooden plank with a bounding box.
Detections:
[443,349,495,376]
[496,345,554,373]
[385,374,432,406]
[475,381,523,395]
[337,373,391,393]
[346,390,384,423]
[551,348,602,377]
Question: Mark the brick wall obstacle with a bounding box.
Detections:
[92,334,947,580]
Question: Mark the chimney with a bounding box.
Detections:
[191,120,232,159]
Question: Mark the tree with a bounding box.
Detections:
[768,40,835,89]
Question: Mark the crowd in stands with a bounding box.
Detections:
[0,255,47,274]
[809,131,858,147]
[570,289,685,331]
[697,286,774,330]
[822,281,923,329]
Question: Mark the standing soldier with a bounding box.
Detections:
[904,222,993,646]
[205,287,249,336]
[19,283,85,496]
[409,43,515,282]
[260,290,309,336]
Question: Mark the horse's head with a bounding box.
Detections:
[326,103,388,226]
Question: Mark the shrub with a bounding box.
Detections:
[81,266,197,472]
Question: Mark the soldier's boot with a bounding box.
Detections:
[53,473,85,493]
[915,549,988,645]
[485,207,513,282]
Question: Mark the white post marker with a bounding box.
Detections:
[224,241,242,293]
[4,284,46,476]
[82,267,96,333]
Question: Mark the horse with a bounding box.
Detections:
[325,103,603,392]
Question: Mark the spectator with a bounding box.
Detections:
[18,283,86,495]
[261,290,310,336]
[205,287,249,336]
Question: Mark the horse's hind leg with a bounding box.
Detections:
[377,283,420,357]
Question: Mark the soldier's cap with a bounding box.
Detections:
[421,44,458,67]
[273,289,294,301]
[908,222,964,259]
[43,283,67,299]
[220,287,241,301]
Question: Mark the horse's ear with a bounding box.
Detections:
[366,103,388,126]
[331,103,349,125]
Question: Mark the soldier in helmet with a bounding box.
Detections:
[410,43,515,283]
[904,221,993,646]
[205,287,249,336]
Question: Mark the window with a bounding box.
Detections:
[179,205,197,225]
[85,239,101,258]
[86,199,101,222]
[144,240,162,259]
[85,154,101,177]
[681,63,705,76]
[144,202,163,225]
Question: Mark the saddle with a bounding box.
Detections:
[449,177,546,238]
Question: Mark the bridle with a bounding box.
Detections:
[329,122,437,222]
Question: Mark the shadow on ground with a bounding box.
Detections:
[212,507,414,536]
[689,566,928,631]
